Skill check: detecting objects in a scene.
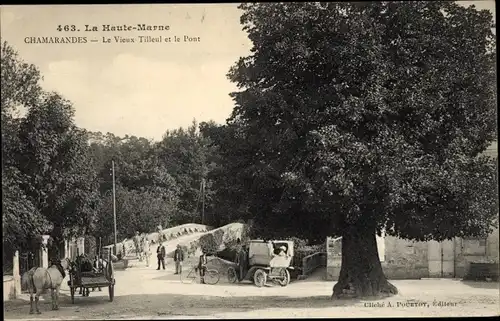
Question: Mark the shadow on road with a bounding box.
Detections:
[460,280,500,289]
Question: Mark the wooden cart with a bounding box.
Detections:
[67,249,116,303]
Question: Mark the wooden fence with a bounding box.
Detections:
[298,251,327,280]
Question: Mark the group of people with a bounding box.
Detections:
[155,242,185,274]
[156,242,211,284]
[138,233,288,286]
[132,231,151,265]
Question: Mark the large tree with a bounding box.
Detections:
[156,120,215,224]
[200,121,254,226]
[1,42,100,253]
[16,93,100,246]
[219,2,497,298]
[1,42,51,253]
[88,132,179,243]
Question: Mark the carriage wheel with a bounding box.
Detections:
[253,269,267,288]
[227,267,238,283]
[70,287,75,304]
[278,268,291,287]
[108,285,114,302]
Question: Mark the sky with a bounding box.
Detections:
[0,1,496,141]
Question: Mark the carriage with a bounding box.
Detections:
[227,240,294,287]
[67,249,116,303]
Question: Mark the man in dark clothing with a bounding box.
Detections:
[156,244,166,270]
[236,244,248,281]
[198,249,208,284]
[174,244,184,274]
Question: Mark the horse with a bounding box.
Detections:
[21,258,70,314]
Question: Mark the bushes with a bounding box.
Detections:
[213,229,224,246]
[198,229,225,254]
[217,241,241,262]
[286,237,325,272]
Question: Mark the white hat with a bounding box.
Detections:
[279,246,286,251]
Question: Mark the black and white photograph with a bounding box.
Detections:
[1,1,498,319]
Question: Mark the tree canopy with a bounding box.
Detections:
[205,2,497,297]
[210,1,498,242]
[1,42,99,253]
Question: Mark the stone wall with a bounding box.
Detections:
[102,223,211,257]
[326,228,499,280]
[382,236,429,279]
[454,227,499,278]
[486,227,499,260]
[3,276,15,302]
[325,235,428,281]
[177,223,246,265]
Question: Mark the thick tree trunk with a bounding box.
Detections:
[332,224,398,299]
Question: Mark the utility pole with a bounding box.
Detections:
[201,178,205,225]
[112,160,117,255]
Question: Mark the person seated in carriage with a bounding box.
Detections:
[275,245,287,257]
[270,243,289,257]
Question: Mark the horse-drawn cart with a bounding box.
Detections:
[67,250,115,303]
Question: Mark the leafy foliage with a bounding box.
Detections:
[0,41,42,117]
[2,167,51,251]
[15,93,100,243]
[87,132,180,243]
[209,2,497,244]
[156,120,216,224]
[94,184,177,244]
[2,42,97,252]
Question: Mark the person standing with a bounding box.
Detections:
[156,243,166,270]
[236,244,248,281]
[143,237,151,267]
[133,231,141,261]
[174,244,184,275]
[198,249,208,284]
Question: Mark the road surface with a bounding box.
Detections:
[4,261,499,319]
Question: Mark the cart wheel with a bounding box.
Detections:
[70,287,75,304]
[109,285,114,302]
[227,267,238,283]
[278,268,291,287]
[253,269,267,288]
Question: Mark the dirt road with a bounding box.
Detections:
[4,263,499,319]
